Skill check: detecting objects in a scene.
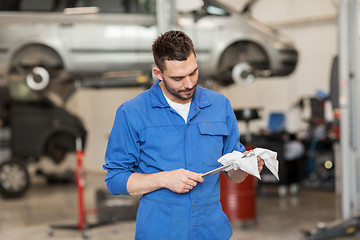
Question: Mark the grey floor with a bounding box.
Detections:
[0,169,359,240]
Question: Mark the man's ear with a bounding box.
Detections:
[152,67,163,80]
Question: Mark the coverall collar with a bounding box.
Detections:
[149,80,212,109]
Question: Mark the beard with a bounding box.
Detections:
[162,77,197,101]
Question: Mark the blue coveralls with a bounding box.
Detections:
[103,80,245,240]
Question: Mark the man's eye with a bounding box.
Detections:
[173,77,183,81]
[190,70,198,76]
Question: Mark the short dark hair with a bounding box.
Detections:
[152,30,196,72]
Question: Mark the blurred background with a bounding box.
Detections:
[0,0,359,239]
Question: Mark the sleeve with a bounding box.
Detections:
[103,105,140,196]
[223,98,246,154]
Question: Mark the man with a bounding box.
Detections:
[103,30,264,239]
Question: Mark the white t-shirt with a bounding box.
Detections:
[163,93,191,123]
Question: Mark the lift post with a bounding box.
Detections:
[338,0,360,220]
[156,0,177,34]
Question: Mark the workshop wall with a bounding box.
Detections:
[66,88,143,173]
[66,0,338,172]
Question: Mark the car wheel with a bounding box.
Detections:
[8,45,64,92]
[231,62,255,85]
[0,159,30,198]
[217,41,269,85]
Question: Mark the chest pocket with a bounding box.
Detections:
[138,125,187,171]
[198,122,229,167]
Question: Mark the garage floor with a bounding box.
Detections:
[0,169,359,240]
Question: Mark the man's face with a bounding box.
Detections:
[154,53,199,104]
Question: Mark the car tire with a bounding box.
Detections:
[0,159,30,198]
[217,41,268,85]
[8,45,64,92]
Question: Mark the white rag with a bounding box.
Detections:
[217,148,279,180]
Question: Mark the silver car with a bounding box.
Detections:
[0,0,298,96]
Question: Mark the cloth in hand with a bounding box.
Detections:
[218,148,279,180]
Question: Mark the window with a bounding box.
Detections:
[0,0,57,11]
[138,0,156,14]
[177,0,229,18]
[206,5,229,16]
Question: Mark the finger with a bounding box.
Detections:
[186,179,198,187]
[180,174,198,187]
[179,188,190,194]
[186,171,204,183]
[175,182,192,193]
[258,161,264,167]
[181,185,193,193]
[257,156,264,165]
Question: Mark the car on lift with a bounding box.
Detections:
[0,0,298,95]
[0,83,86,198]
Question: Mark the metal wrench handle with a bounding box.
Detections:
[200,152,255,178]
[200,165,229,178]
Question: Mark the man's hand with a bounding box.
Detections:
[161,169,204,193]
[127,169,204,196]
[227,150,265,183]
[257,156,265,173]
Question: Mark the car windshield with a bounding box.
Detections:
[177,0,230,17]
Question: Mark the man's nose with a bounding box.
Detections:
[183,76,194,89]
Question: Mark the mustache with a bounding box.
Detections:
[179,86,196,92]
